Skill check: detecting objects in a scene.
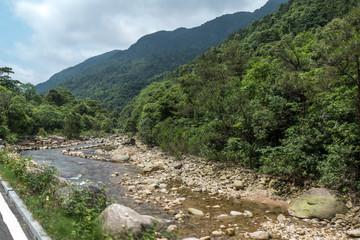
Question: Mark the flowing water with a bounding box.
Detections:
[21,145,289,238]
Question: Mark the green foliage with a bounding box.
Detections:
[64,187,106,238]
[64,112,82,139]
[120,0,360,191]
[0,68,114,141]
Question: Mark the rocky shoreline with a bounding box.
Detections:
[12,135,360,239]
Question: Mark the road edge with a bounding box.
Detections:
[0,178,52,240]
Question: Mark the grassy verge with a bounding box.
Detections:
[0,148,176,240]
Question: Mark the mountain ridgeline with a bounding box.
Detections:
[120,0,360,192]
[37,0,288,111]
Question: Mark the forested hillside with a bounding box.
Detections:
[120,0,360,191]
[36,0,287,111]
[0,67,114,142]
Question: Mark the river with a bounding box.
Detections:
[21,144,290,239]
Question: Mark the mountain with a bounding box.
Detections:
[37,0,288,111]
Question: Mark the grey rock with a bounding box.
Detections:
[173,162,183,170]
[230,211,243,216]
[244,210,253,217]
[347,228,360,237]
[288,188,347,220]
[100,203,164,237]
[167,224,178,232]
[143,162,166,173]
[277,214,286,223]
[234,180,245,190]
[188,208,204,217]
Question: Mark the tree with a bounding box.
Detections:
[317,7,360,129]
[63,112,81,139]
[0,67,21,92]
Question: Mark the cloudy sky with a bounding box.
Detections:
[1,0,268,85]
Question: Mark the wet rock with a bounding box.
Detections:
[99,203,164,238]
[288,188,347,220]
[110,155,130,163]
[347,228,360,237]
[61,149,68,154]
[188,208,205,217]
[69,151,84,157]
[249,231,271,239]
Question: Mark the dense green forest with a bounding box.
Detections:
[0,67,114,142]
[36,0,287,112]
[120,0,360,191]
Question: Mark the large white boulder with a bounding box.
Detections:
[99,204,164,237]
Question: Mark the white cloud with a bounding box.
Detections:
[8,0,268,84]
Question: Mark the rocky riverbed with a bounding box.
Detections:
[13,135,360,239]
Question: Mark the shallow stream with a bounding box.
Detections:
[21,144,289,239]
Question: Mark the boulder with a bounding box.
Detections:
[55,185,106,211]
[288,188,347,220]
[99,204,164,237]
[110,155,130,163]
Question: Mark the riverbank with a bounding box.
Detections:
[104,135,357,239]
[13,135,360,239]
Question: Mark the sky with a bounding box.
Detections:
[0,0,268,85]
